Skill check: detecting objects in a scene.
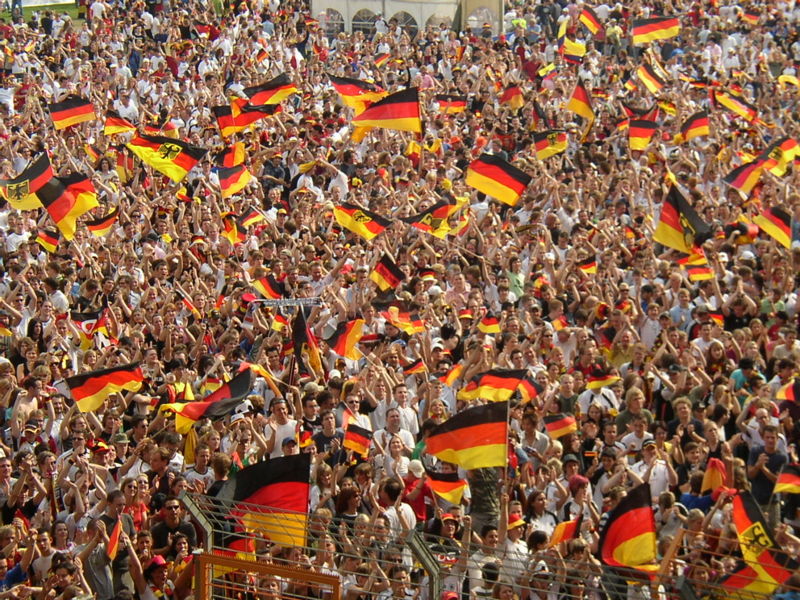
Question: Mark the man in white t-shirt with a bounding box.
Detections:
[263,398,297,459]
[630,439,677,502]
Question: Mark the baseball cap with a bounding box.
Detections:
[112,432,130,444]
[282,437,297,446]
[562,454,579,464]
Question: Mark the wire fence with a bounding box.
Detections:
[180,493,800,600]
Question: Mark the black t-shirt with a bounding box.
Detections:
[724,312,750,332]
[150,519,198,550]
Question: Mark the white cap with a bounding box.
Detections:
[408,460,425,478]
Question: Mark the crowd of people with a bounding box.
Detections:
[0,0,798,597]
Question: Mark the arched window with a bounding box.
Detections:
[390,11,418,38]
[352,9,376,35]
[466,7,495,33]
[320,9,345,38]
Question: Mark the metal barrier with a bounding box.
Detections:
[178,492,800,600]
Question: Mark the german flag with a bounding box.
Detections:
[517,377,543,405]
[730,491,798,595]
[243,73,298,106]
[549,514,582,547]
[404,359,426,375]
[200,377,224,397]
[212,103,279,137]
[292,309,323,377]
[103,110,136,135]
[457,369,527,403]
[551,315,569,331]
[674,110,709,143]
[636,63,665,95]
[271,314,289,332]
[500,85,524,110]
[709,311,724,327]
[435,94,467,114]
[653,186,711,254]
[221,214,246,245]
[370,254,405,291]
[701,457,727,493]
[106,519,122,560]
[35,228,60,253]
[533,131,568,160]
[400,199,461,239]
[343,423,372,456]
[478,314,501,334]
[465,153,531,205]
[579,6,601,34]
[142,121,180,139]
[628,120,658,151]
[374,53,390,68]
[657,99,677,116]
[754,207,791,249]
[0,152,53,211]
[333,202,392,240]
[533,99,550,129]
[759,137,800,177]
[713,89,757,122]
[623,73,638,91]
[426,470,467,505]
[179,291,201,319]
[631,17,681,45]
[567,82,594,122]
[382,308,425,335]
[587,368,621,390]
[326,319,364,360]
[438,363,463,387]
[160,370,253,433]
[779,74,800,88]
[71,310,108,349]
[686,265,714,281]
[723,160,764,195]
[254,275,284,299]
[48,95,96,130]
[328,75,388,114]
[86,207,119,237]
[213,142,246,167]
[0,327,12,337]
[233,454,310,548]
[777,377,800,402]
[577,256,597,274]
[218,165,253,198]
[544,413,578,439]
[66,363,144,413]
[775,464,800,495]
[37,174,99,241]
[126,134,207,182]
[425,401,508,470]
[599,483,658,571]
[351,87,422,133]
[239,208,264,229]
[740,10,758,25]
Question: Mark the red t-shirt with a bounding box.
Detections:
[403,477,432,521]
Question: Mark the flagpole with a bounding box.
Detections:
[766,462,787,520]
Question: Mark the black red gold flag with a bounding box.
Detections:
[243,73,298,105]
[465,153,531,205]
[425,401,508,470]
[66,363,144,413]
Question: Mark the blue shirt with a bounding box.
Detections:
[0,564,27,592]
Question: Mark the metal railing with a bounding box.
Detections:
[178,492,800,600]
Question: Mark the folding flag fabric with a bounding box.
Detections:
[713,89,757,122]
[776,377,800,402]
[66,363,144,413]
[533,131,568,160]
[723,160,764,195]
[636,64,665,95]
[37,174,99,241]
[333,202,392,240]
[292,309,323,376]
[653,186,712,254]
[759,137,800,177]
[381,308,425,335]
[562,37,587,64]
[686,265,714,281]
[213,103,280,137]
[533,100,550,129]
[71,310,108,349]
[160,370,253,433]
[404,359,426,375]
[701,457,727,493]
[628,120,658,151]
[500,85,524,110]
[435,94,467,114]
[0,152,53,211]
[579,6,601,34]
[35,229,60,253]
[709,311,724,327]
[343,423,372,456]
[179,291,201,319]
[426,470,467,505]
[753,207,791,249]
[674,111,709,143]
[239,208,265,229]
[106,519,122,560]
[549,514,582,547]
[233,454,310,548]
[544,413,578,439]
[438,363,463,387]
[253,275,285,300]
[778,75,800,88]
[104,110,136,135]
[221,214,246,245]
[218,165,253,198]
[400,200,461,239]
[325,319,365,360]
[741,11,758,25]
[465,153,531,205]
[631,17,681,44]
[213,143,246,167]
[730,491,798,595]
[577,256,597,274]
[478,314,501,334]
[586,369,621,390]
[48,95,96,130]
[775,464,800,495]
[517,377,543,405]
[457,369,528,402]
[328,76,388,113]
[351,88,422,133]
[567,82,594,123]
[86,207,119,237]
[243,73,298,105]
[425,401,509,470]
[126,134,207,182]
[370,254,405,291]
[598,483,658,571]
